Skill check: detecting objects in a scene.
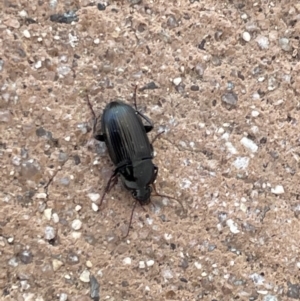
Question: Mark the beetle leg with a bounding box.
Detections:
[84,91,105,141]
[99,171,118,206]
[94,133,105,142]
[124,200,138,238]
[151,130,165,144]
[132,84,154,133]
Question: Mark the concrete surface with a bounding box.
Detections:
[1,0,300,300]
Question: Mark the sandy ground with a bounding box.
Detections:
[1,0,300,300]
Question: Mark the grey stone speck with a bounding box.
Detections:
[195,63,206,77]
[66,252,80,265]
[19,250,33,264]
[90,275,100,301]
[139,82,159,91]
[221,92,238,106]
[287,282,300,299]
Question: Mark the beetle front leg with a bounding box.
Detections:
[99,171,118,206]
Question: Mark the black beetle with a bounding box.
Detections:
[86,86,183,236]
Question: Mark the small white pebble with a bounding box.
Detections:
[75,205,82,212]
[44,226,55,240]
[23,29,31,38]
[241,13,248,19]
[36,193,47,199]
[257,290,268,295]
[251,110,260,117]
[240,137,258,153]
[164,233,172,240]
[94,38,100,44]
[19,10,28,18]
[59,293,68,301]
[240,203,247,212]
[194,262,202,269]
[296,262,300,269]
[43,208,52,220]
[52,213,59,223]
[201,272,207,277]
[242,31,251,42]
[92,203,99,212]
[233,157,250,170]
[7,237,14,243]
[71,219,82,230]
[226,219,240,234]
[225,142,238,155]
[86,260,93,268]
[52,259,64,271]
[256,35,269,49]
[271,185,284,195]
[79,270,90,283]
[71,232,82,240]
[146,260,154,267]
[172,77,182,86]
[64,136,71,141]
[64,274,71,280]
[139,261,146,269]
[34,61,42,69]
[123,257,132,265]
[88,193,100,202]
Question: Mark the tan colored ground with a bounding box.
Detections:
[1,0,300,300]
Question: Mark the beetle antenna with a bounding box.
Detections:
[133,84,138,111]
[152,183,185,212]
[124,200,138,238]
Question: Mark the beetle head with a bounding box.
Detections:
[132,186,152,205]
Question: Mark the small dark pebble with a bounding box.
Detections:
[180,277,188,283]
[237,71,245,80]
[90,275,100,301]
[121,280,129,287]
[50,11,78,24]
[198,39,206,50]
[84,234,97,245]
[25,18,37,25]
[36,127,47,137]
[128,0,142,5]
[170,243,176,250]
[191,85,199,91]
[139,81,159,91]
[97,3,106,10]
[165,290,176,299]
[287,282,300,299]
[73,155,81,165]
